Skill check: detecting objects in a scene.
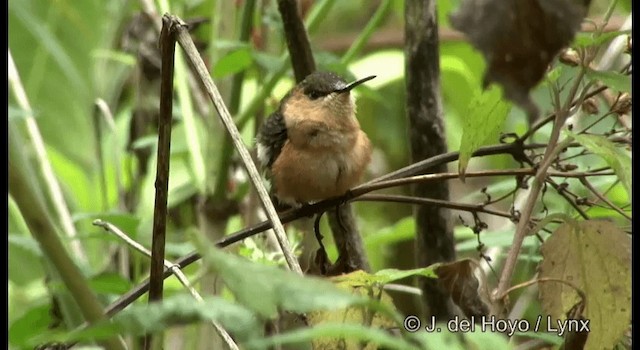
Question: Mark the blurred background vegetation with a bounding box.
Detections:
[9,0,631,348]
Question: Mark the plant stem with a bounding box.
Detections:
[170,14,302,274]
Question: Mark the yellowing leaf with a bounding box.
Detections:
[539,220,631,350]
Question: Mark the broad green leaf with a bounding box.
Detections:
[585,69,631,93]
[539,220,631,350]
[251,52,282,72]
[372,267,438,283]
[9,234,44,286]
[25,295,259,347]
[46,145,95,212]
[573,30,631,48]
[87,272,132,295]
[9,196,45,286]
[9,303,52,347]
[441,55,478,116]
[213,47,253,78]
[458,85,512,178]
[194,236,366,319]
[569,132,631,196]
[245,323,417,350]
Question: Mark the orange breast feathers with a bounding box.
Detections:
[270,129,372,204]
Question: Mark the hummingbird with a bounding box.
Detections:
[256,71,376,206]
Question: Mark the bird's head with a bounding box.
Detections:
[282,71,376,121]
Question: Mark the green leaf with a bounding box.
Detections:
[585,69,631,93]
[25,295,260,347]
[9,234,45,286]
[365,216,415,248]
[372,267,438,283]
[573,30,631,48]
[458,85,512,177]
[569,132,631,196]
[245,323,418,350]
[330,267,438,288]
[9,303,52,347]
[194,236,366,319]
[441,55,478,116]
[213,47,253,78]
[252,52,284,72]
[88,272,132,295]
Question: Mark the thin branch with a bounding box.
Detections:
[169,14,302,274]
[97,139,615,318]
[144,16,178,349]
[8,51,87,263]
[383,284,423,296]
[499,277,586,302]
[520,85,608,142]
[354,194,514,219]
[93,220,239,350]
[495,62,589,302]
[579,177,631,220]
[354,168,615,196]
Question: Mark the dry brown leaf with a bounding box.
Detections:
[435,258,491,319]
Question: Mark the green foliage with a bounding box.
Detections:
[585,68,631,93]
[23,294,260,348]
[458,85,512,177]
[195,234,367,319]
[569,132,631,196]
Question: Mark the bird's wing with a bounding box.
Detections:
[256,110,288,169]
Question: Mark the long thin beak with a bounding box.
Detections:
[336,75,376,93]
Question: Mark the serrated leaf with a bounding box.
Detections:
[213,47,253,78]
[458,85,511,178]
[585,69,631,93]
[25,295,259,347]
[573,30,631,48]
[569,132,631,196]
[539,220,631,350]
[195,237,366,319]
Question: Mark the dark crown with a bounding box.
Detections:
[300,71,348,100]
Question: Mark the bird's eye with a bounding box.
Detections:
[308,90,321,100]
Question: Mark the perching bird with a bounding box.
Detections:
[256,71,375,206]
